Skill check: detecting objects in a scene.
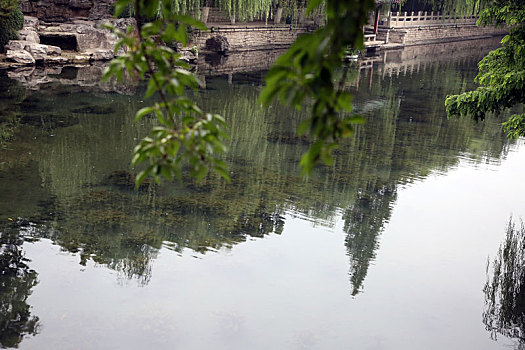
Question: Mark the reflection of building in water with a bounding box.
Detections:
[484,219,525,348]
[352,36,503,88]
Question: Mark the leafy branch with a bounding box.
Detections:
[259,0,374,175]
[103,0,229,187]
[445,0,525,138]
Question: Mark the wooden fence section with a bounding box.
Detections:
[380,11,478,28]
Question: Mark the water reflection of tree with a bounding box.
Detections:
[0,226,40,348]
[343,184,396,295]
[0,45,513,292]
[483,219,525,348]
[0,72,24,152]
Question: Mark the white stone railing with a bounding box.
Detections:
[380,11,478,28]
[364,34,376,42]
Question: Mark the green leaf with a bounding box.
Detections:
[214,165,230,182]
[135,165,154,189]
[176,15,208,31]
[135,106,155,121]
[306,0,323,15]
[145,78,157,99]
[113,0,131,17]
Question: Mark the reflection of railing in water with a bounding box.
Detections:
[347,52,478,90]
[381,11,478,28]
[378,55,478,79]
[351,37,502,85]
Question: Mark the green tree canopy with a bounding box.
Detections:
[445,0,525,138]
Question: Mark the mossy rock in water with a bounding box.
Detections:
[78,189,125,207]
[107,170,134,188]
[19,113,79,129]
[71,105,116,115]
[84,209,129,227]
[106,170,154,191]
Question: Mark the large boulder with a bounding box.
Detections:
[19,29,40,43]
[205,35,230,54]
[23,16,39,30]
[6,50,36,65]
[24,43,49,61]
[5,40,27,51]
[46,45,62,56]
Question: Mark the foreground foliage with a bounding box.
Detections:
[107,0,374,184]
[260,0,374,175]
[445,0,525,138]
[104,0,230,186]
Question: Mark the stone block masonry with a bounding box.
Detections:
[194,25,310,51]
[386,23,507,45]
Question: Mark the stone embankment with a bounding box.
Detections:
[0,4,508,69]
[384,23,507,45]
[371,11,507,49]
[195,25,310,52]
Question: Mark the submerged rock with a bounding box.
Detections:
[107,170,135,189]
[106,170,155,191]
[19,113,79,129]
[71,105,115,115]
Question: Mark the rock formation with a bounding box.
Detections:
[4,15,134,66]
[20,0,115,23]
[1,1,198,67]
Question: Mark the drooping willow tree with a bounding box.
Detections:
[387,0,486,15]
[124,0,312,23]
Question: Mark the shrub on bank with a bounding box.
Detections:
[0,0,24,53]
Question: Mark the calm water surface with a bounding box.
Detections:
[1,38,524,349]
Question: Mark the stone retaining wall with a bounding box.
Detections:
[387,23,507,45]
[194,26,309,51]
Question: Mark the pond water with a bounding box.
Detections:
[1,38,525,349]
